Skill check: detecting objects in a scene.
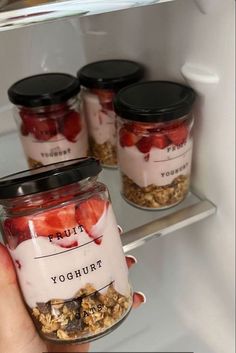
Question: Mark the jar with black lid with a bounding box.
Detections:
[77,60,144,168]
[114,81,196,210]
[0,158,132,343]
[8,73,89,169]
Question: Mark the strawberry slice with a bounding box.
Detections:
[152,134,170,149]
[130,123,154,135]
[119,127,138,147]
[4,218,31,249]
[166,123,188,145]
[20,111,38,134]
[32,203,77,237]
[75,197,108,244]
[61,111,81,142]
[33,119,57,141]
[136,136,153,153]
[91,89,114,103]
[59,241,78,249]
[101,101,114,112]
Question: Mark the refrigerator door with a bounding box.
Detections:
[0,0,234,352]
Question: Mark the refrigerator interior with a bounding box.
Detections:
[0,0,235,352]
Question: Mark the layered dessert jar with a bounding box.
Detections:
[8,73,89,169]
[0,158,132,343]
[77,60,144,168]
[114,81,196,210]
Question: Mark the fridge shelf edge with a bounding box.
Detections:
[0,0,174,32]
[122,199,216,253]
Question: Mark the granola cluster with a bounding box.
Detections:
[122,173,190,209]
[89,138,117,167]
[28,157,43,168]
[32,283,131,342]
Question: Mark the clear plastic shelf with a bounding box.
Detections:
[99,169,216,253]
[0,0,173,31]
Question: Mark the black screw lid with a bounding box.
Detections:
[8,73,81,108]
[77,60,144,90]
[0,158,101,199]
[114,81,196,122]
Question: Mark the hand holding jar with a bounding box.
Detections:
[0,158,145,348]
[0,243,144,353]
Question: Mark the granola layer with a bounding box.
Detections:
[28,157,43,169]
[32,283,131,342]
[90,138,117,167]
[122,173,190,209]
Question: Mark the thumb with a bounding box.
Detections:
[0,243,46,353]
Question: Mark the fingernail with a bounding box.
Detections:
[134,291,146,304]
[117,225,123,234]
[126,255,137,265]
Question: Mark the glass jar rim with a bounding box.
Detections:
[114,81,196,123]
[0,158,101,199]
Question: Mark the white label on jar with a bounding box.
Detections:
[83,92,116,145]
[21,130,88,165]
[9,205,129,308]
[118,138,193,187]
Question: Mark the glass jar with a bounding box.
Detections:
[77,60,144,168]
[114,81,196,210]
[0,158,132,344]
[8,73,89,169]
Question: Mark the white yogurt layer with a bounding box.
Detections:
[118,138,193,187]
[21,128,88,165]
[9,206,129,308]
[83,92,116,145]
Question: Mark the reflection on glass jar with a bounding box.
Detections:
[8,73,89,169]
[78,60,144,168]
[114,81,196,210]
[0,158,132,343]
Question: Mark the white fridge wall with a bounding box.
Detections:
[0,1,234,352]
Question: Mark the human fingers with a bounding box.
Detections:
[124,255,146,309]
[125,255,137,269]
[46,342,90,353]
[0,243,46,353]
[132,291,146,309]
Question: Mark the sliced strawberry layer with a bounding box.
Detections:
[20,108,84,143]
[4,203,78,249]
[119,120,189,152]
[60,111,81,142]
[75,197,108,244]
[20,108,58,141]
[4,196,109,249]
